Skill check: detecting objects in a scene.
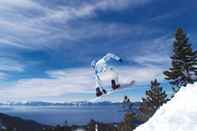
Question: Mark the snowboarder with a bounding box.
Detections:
[91,53,122,97]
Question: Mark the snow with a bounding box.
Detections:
[134,83,197,131]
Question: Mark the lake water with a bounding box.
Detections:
[0,105,124,126]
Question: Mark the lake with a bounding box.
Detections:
[0,105,124,126]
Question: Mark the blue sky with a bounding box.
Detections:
[0,0,196,102]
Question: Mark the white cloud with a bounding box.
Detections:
[130,34,173,67]
[0,68,95,102]
[95,0,151,11]
[0,57,25,72]
[134,54,170,66]
[148,8,187,22]
[118,66,165,84]
[0,56,25,80]
[0,0,152,50]
[0,0,38,9]
[0,37,29,49]
[0,72,8,80]
[0,65,165,102]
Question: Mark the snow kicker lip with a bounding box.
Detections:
[134,83,197,131]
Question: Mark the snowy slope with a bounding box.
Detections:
[134,83,197,131]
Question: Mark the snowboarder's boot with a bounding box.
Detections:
[111,80,120,90]
[96,87,103,97]
[102,89,107,94]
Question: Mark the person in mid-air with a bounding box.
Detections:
[91,53,122,97]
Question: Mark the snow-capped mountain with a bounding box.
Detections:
[0,101,122,106]
[134,83,197,131]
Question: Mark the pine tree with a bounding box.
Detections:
[122,96,132,112]
[87,119,97,131]
[164,28,197,92]
[118,112,136,131]
[139,79,168,121]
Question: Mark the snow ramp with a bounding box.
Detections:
[134,83,197,131]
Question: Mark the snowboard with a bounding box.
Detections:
[90,80,135,102]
